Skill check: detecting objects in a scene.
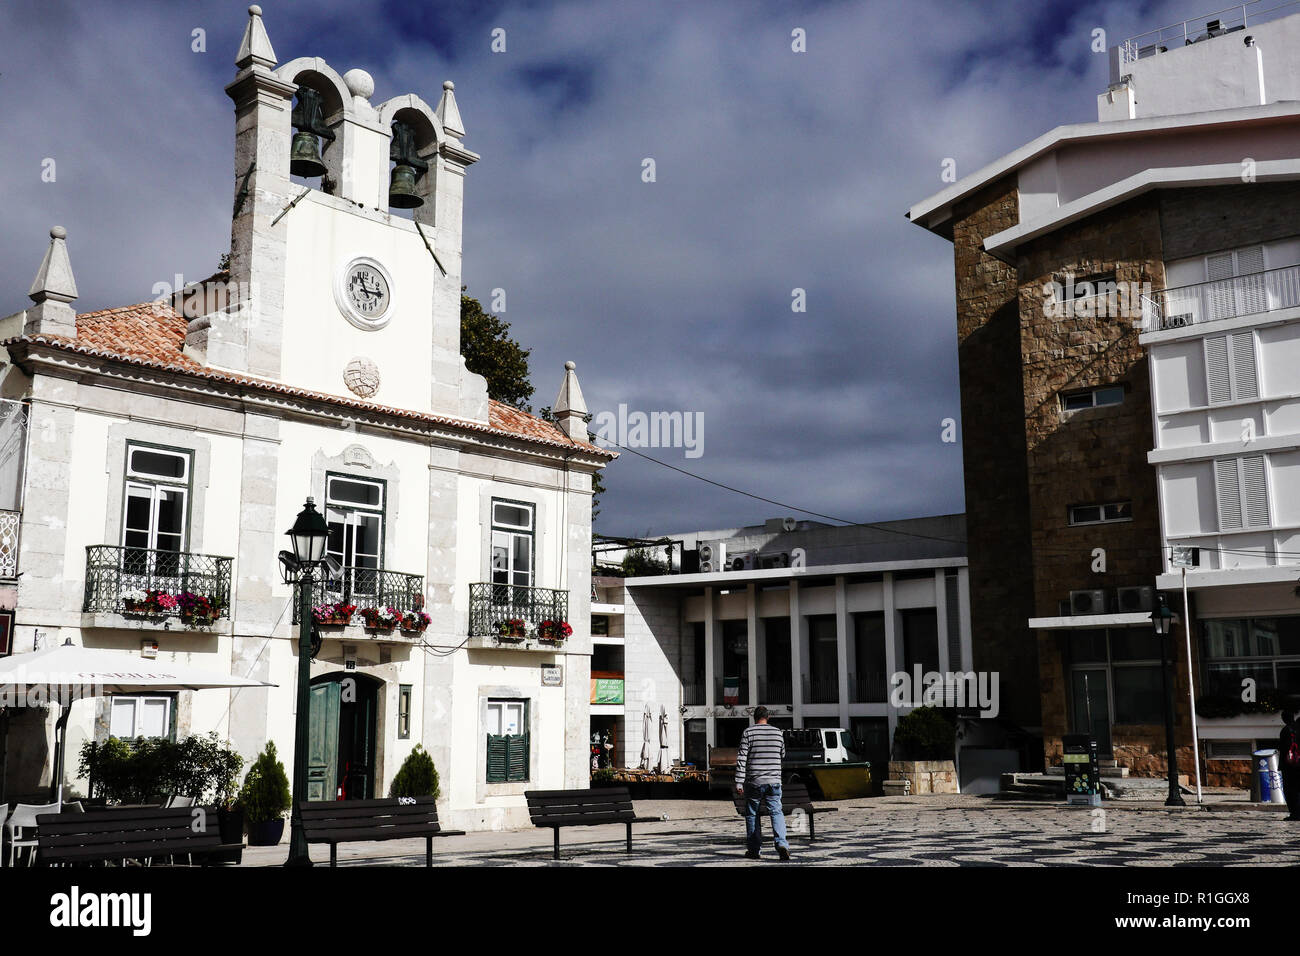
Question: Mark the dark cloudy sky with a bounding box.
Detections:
[0,0,1202,536]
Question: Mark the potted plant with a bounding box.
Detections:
[360,606,400,632]
[388,745,440,799]
[538,620,573,645]
[495,618,526,642]
[121,588,150,614]
[238,741,291,846]
[399,609,431,634]
[177,591,219,626]
[312,601,357,626]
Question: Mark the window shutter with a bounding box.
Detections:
[1242,454,1269,527]
[507,733,529,782]
[1231,333,1258,400]
[1215,458,1243,530]
[1206,336,1231,405]
[1206,252,1236,321]
[1236,246,1267,315]
[486,734,508,782]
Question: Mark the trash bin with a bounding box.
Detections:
[1253,749,1285,804]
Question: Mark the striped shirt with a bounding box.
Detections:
[736,723,785,787]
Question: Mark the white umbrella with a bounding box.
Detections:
[0,640,274,801]
[656,706,669,774]
[638,704,651,770]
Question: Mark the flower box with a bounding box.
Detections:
[360,607,400,632]
[177,592,220,627]
[495,618,527,640]
[399,610,431,634]
[312,602,357,627]
[538,620,573,644]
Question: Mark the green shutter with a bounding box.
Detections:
[486,734,508,782]
[507,733,529,782]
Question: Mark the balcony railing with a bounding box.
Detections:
[83,545,233,620]
[758,677,794,705]
[714,677,749,706]
[0,509,18,580]
[803,677,840,704]
[293,565,425,625]
[468,582,569,638]
[1142,263,1300,331]
[851,673,889,703]
[1118,2,1296,65]
[682,683,706,706]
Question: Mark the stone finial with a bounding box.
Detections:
[236,4,277,70]
[344,69,374,102]
[25,226,78,338]
[552,360,588,441]
[437,79,465,139]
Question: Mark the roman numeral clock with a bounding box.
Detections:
[334,256,395,331]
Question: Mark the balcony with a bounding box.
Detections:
[714,677,749,706]
[682,682,706,706]
[758,676,793,705]
[83,545,232,627]
[1143,264,1300,331]
[803,677,840,704]
[292,565,424,626]
[851,672,889,704]
[468,582,569,650]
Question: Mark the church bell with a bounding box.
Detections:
[388,164,422,208]
[289,85,334,179]
[290,130,327,178]
[388,120,429,209]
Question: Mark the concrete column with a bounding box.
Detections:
[423,442,460,807]
[704,586,716,747]
[935,568,950,674]
[562,466,594,789]
[746,583,758,709]
[790,580,805,726]
[883,571,899,738]
[835,575,849,727]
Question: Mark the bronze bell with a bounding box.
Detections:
[290,131,327,178]
[388,164,423,208]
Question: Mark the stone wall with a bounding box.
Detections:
[888,759,959,794]
[950,177,1041,730]
[1159,181,1300,261]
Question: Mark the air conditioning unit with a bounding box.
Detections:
[1070,589,1107,615]
[698,541,726,574]
[730,553,759,572]
[1116,585,1155,612]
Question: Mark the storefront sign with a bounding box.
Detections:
[590,677,624,704]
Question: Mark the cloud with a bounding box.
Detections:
[0,0,1178,535]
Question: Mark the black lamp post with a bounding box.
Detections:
[284,497,329,867]
[1151,593,1185,807]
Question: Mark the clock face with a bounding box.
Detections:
[346,265,390,317]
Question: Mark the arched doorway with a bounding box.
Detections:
[308,673,380,800]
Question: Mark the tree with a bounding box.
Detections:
[460,291,534,408]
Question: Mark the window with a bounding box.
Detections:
[123,445,192,561]
[325,474,385,597]
[109,695,174,741]
[1065,629,1162,732]
[1068,501,1132,526]
[398,685,412,739]
[591,615,609,636]
[901,608,939,675]
[1053,271,1117,302]
[1214,455,1269,531]
[1206,740,1254,761]
[1203,617,1300,697]
[486,698,529,782]
[491,500,534,589]
[1061,385,1125,412]
[1204,332,1258,405]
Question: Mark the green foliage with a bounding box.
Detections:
[590,767,617,786]
[460,291,533,408]
[238,741,292,824]
[1196,691,1283,719]
[621,546,670,577]
[892,706,956,761]
[388,744,441,799]
[76,732,244,806]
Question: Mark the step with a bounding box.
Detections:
[1044,765,1129,778]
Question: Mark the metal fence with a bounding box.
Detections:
[758,677,794,705]
[468,582,569,637]
[293,566,425,624]
[803,677,840,704]
[1119,2,1298,66]
[83,545,233,618]
[0,510,18,580]
[851,673,889,703]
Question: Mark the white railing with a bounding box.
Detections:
[1119,1,1300,65]
[0,510,19,580]
[1144,263,1300,330]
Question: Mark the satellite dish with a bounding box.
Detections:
[782,517,797,532]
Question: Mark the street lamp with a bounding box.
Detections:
[283,497,329,867]
[1151,592,1185,807]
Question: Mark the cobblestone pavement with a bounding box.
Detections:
[243,796,1300,867]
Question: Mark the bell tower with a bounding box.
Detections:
[187,5,487,421]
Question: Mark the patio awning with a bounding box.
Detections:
[0,641,273,697]
[1027,612,1176,630]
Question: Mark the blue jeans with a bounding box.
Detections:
[744,782,787,853]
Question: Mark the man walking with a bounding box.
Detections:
[735,706,789,861]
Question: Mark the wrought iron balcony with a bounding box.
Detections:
[803,677,840,704]
[0,509,18,580]
[292,565,425,625]
[1142,263,1300,331]
[83,545,233,621]
[682,682,706,706]
[468,582,569,638]
[851,673,889,703]
[758,677,794,705]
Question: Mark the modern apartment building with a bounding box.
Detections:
[908,2,1300,781]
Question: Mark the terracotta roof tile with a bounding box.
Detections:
[5,301,613,460]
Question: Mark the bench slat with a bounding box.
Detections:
[304,823,445,843]
[303,815,440,833]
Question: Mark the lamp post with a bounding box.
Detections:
[1151,593,1185,807]
[284,498,329,867]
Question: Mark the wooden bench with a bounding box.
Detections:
[299,797,464,867]
[36,805,234,866]
[732,780,838,841]
[525,787,659,860]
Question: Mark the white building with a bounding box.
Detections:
[589,516,978,787]
[0,7,612,830]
